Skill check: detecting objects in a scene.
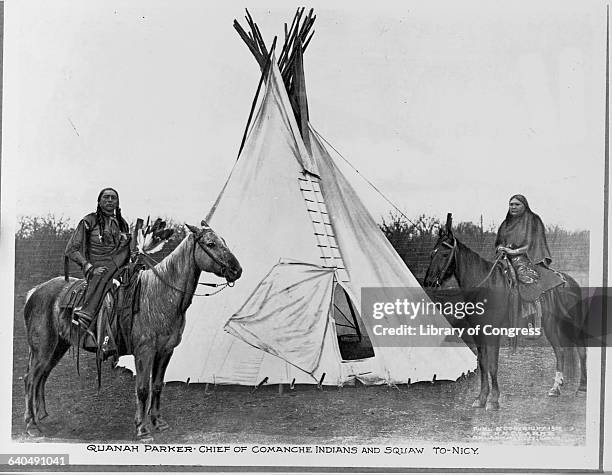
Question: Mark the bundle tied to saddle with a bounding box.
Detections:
[62,217,174,382]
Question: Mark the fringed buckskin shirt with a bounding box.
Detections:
[65,212,130,272]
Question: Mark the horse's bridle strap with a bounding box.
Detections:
[440,238,456,279]
[194,233,228,271]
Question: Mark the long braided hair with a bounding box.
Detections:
[96,187,129,243]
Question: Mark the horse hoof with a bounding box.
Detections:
[25,424,43,438]
[153,418,170,432]
[136,425,153,442]
[548,387,561,397]
[136,432,154,443]
[486,401,500,411]
[471,399,486,408]
[38,412,49,421]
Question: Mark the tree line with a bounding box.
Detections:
[14,213,589,282]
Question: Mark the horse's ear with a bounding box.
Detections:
[445,213,453,233]
[200,219,211,229]
[186,223,199,234]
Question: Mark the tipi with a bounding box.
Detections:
[160,10,476,385]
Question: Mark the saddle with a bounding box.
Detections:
[498,256,565,302]
[518,266,566,302]
[59,265,142,361]
[58,279,88,312]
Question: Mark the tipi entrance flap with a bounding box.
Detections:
[224,260,336,374]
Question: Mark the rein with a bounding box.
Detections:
[475,255,503,288]
[139,235,233,297]
[438,237,500,288]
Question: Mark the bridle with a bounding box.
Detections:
[140,231,235,297]
[193,230,232,277]
[432,234,501,288]
[431,235,457,287]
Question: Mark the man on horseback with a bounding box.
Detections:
[495,194,564,331]
[65,187,131,330]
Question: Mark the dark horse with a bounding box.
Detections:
[23,221,242,440]
[423,216,586,410]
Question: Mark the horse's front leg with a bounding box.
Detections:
[150,349,174,432]
[472,345,489,408]
[485,343,501,410]
[133,348,154,440]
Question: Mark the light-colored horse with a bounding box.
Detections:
[23,221,242,440]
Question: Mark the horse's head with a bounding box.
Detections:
[423,213,457,288]
[186,220,242,283]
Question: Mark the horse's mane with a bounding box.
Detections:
[454,237,501,288]
[148,234,193,281]
[138,234,199,309]
[456,238,492,267]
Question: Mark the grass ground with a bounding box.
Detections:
[12,278,586,445]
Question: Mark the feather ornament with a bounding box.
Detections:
[135,216,174,256]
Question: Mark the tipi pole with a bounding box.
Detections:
[293,36,310,151]
[278,8,304,68]
[236,36,277,160]
[233,20,265,68]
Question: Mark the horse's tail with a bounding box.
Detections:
[24,286,39,306]
[23,286,41,331]
[555,275,584,381]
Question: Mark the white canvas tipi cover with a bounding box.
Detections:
[162,59,476,385]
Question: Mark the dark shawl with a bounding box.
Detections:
[495,195,552,266]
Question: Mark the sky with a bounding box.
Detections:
[1,0,608,232]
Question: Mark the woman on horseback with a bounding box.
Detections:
[495,194,552,285]
[495,194,566,334]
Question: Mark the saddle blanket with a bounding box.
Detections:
[518,267,565,302]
